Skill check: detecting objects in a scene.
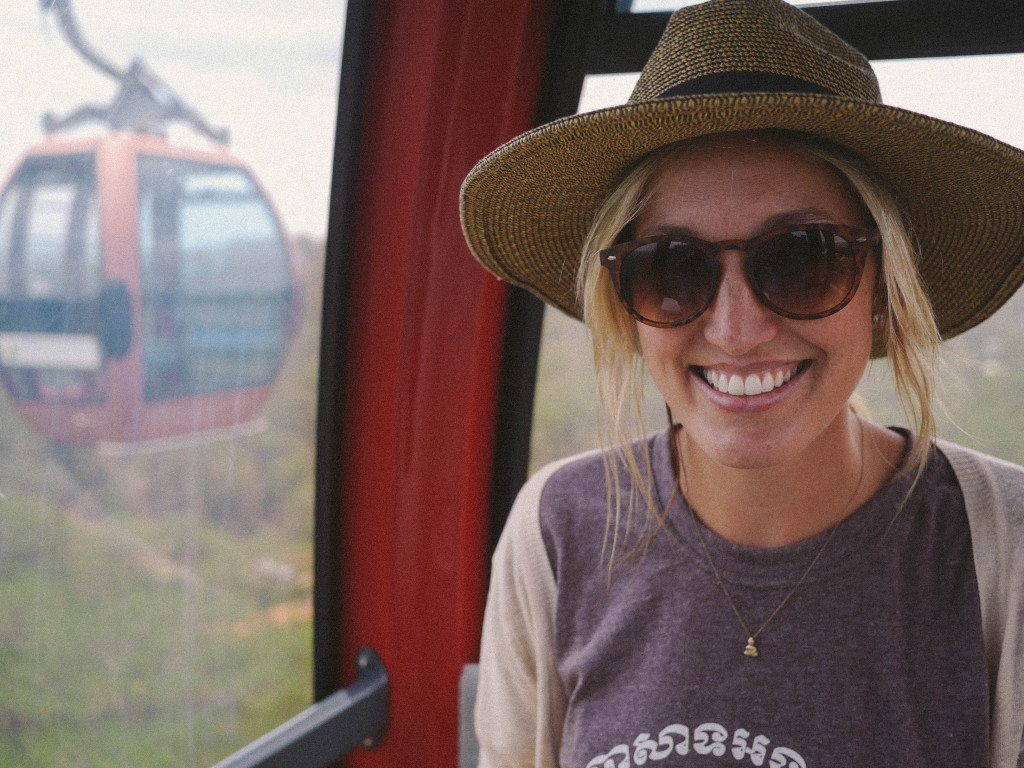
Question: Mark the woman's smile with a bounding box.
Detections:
[696,362,803,397]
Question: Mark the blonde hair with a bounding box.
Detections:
[577,130,941,569]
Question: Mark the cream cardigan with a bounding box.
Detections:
[475,440,1024,768]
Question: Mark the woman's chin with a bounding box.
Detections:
[680,426,795,471]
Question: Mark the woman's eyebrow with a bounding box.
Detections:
[759,208,840,232]
[638,223,698,239]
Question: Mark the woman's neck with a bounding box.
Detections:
[674,414,905,548]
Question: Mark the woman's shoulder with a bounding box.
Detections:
[935,439,1024,558]
[505,434,664,557]
[530,445,609,491]
[525,432,668,519]
[935,444,1024,764]
[506,446,611,548]
[935,439,1024,496]
[503,447,607,536]
[499,447,607,547]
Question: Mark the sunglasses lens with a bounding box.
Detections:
[618,239,718,325]
[750,228,860,317]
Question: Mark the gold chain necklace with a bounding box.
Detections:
[684,418,865,658]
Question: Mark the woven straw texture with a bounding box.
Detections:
[460,0,1024,347]
[631,0,878,102]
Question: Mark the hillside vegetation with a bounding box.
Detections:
[0,237,324,767]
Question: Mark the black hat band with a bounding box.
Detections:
[657,71,838,99]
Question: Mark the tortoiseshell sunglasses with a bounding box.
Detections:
[599,223,880,328]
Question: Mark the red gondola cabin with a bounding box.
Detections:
[0,132,295,446]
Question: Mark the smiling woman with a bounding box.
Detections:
[461,0,1024,765]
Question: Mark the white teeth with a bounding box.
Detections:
[701,365,799,397]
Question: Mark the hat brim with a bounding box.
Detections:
[460,92,1024,348]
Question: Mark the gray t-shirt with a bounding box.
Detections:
[539,429,988,767]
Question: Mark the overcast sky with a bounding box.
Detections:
[3,1,1024,238]
[0,0,345,237]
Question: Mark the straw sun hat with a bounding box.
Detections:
[460,0,1024,345]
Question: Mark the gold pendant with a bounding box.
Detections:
[744,637,758,657]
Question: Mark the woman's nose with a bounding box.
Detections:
[701,252,778,355]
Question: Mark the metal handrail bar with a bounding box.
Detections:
[211,648,388,768]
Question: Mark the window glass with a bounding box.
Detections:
[137,157,291,400]
[0,186,20,293]
[24,184,78,296]
[0,1,342,765]
[531,54,1024,471]
[0,155,104,404]
[2,156,101,301]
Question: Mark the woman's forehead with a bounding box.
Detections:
[636,134,869,237]
[648,132,848,187]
